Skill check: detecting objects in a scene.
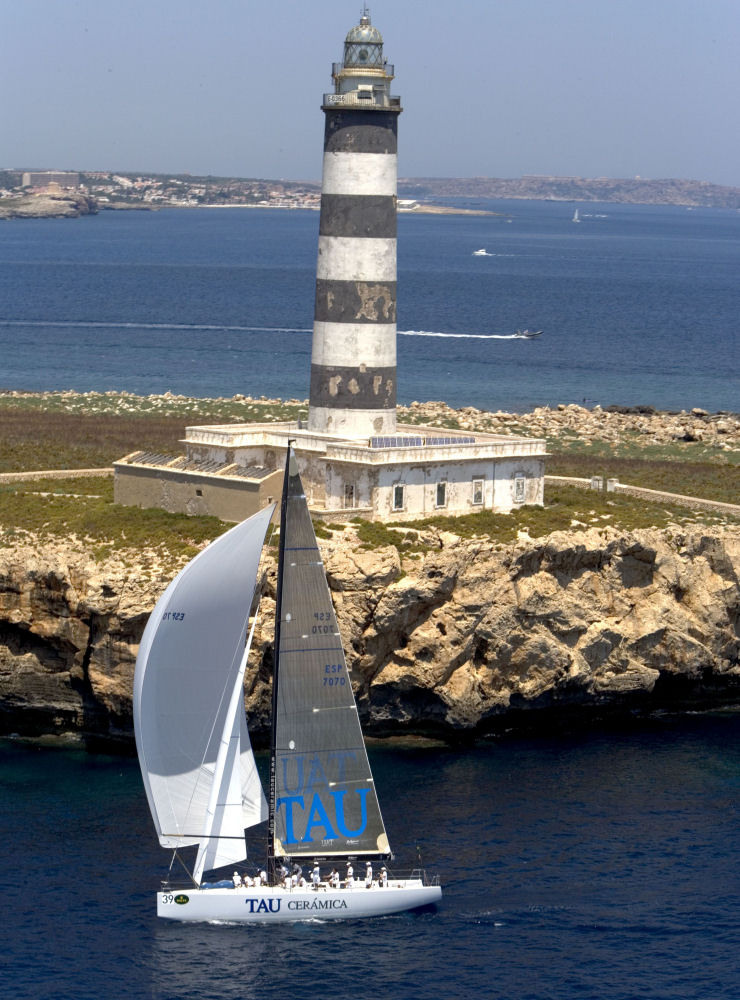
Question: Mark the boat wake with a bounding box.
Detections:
[0,319,312,334]
[400,330,527,340]
[2,320,535,341]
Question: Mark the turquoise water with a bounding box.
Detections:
[0,201,738,412]
[3,712,740,999]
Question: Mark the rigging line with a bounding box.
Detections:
[167,850,200,887]
[163,833,253,840]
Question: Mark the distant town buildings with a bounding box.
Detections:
[21,170,80,189]
[0,170,320,210]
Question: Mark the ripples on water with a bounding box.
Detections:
[0,202,738,411]
[4,712,740,999]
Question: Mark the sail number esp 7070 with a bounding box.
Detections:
[312,610,333,634]
[324,663,346,686]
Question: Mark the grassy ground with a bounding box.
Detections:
[1,392,734,501]
[0,393,736,560]
[1,475,734,565]
[0,393,306,472]
[546,453,739,505]
[0,477,226,560]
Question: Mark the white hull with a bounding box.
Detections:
[157,879,442,923]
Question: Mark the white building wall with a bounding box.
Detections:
[324,457,545,519]
[182,422,546,522]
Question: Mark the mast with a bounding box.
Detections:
[267,442,294,882]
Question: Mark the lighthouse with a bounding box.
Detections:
[307,9,402,437]
[115,10,547,523]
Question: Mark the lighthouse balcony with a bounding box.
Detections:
[323,92,402,110]
[332,62,394,77]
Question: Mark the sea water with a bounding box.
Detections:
[0,201,738,412]
[3,712,740,999]
[2,204,740,998]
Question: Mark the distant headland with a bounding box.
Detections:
[1,168,738,219]
[399,175,740,209]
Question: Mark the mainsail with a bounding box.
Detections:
[271,451,390,859]
[134,506,274,878]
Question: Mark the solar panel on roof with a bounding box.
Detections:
[424,436,476,446]
[372,435,422,448]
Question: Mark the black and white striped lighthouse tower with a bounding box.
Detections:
[308,9,402,438]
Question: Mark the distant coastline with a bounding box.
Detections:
[1,168,738,219]
[399,175,740,209]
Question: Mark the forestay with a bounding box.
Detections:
[272,453,390,858]
[134,506,274,876]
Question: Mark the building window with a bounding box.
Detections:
[435,481,447,508]
[195,489,203,497]
[393,484,405,511]
[472,478,484,505]
[514,474,526,504]
[343,483,355,509]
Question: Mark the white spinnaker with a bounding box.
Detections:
[134,506,274,869]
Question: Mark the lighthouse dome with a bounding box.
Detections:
[345,16,383,46]
[343,12,384,68]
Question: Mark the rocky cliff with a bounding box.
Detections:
[2,523,738,749]
[0,192,97,219]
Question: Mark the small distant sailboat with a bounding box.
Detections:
[572,209,580,223]
[134,446,442,923]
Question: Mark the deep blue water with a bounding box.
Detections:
[3,712,740,1000]
[0,201,738,412]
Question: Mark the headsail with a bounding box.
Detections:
[134,505,274,876]
[271,450,390,859]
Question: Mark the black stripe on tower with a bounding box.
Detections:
[323,110,399,154]
[319,195,396,239]
[314,280,397,324]
[309,365,396,410]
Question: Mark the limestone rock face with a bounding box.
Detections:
[0,193,97,219]
[0,526,738,747]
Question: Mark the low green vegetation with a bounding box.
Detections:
[0,475,735,565]
[547,454,739,505]
[0,393,306,472]
[0,477,226,560]
[0,393,736,562]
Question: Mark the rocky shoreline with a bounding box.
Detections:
[0,193,98,220]
[403,400,740,451]
[1,521,738,750]
[1,392,737,749]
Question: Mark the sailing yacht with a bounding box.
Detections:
[134,446,442,922]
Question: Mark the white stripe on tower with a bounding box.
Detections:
[321,152,396,196]
[310,322,397,368]
[316,237,396,282]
